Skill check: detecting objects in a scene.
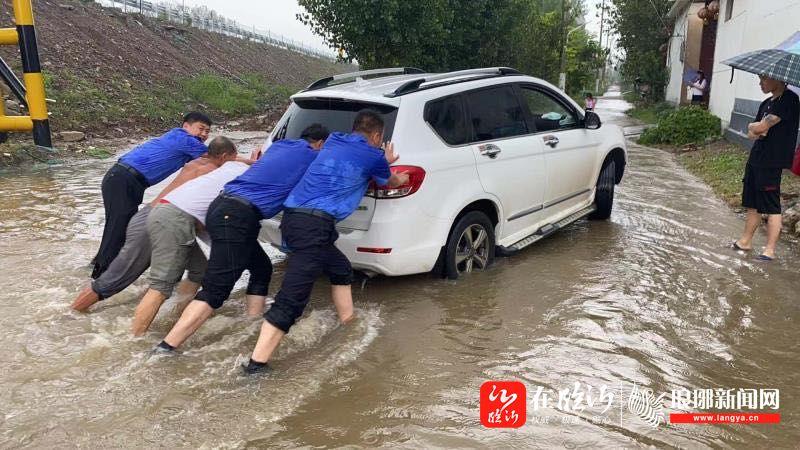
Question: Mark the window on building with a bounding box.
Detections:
[725,0,734,21]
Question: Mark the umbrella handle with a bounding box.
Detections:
[730,67,735,84]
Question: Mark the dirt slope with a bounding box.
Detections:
[0,0,348,137]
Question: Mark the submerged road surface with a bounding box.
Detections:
[0,90,798,448]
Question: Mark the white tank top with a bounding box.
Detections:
[164,161,249,225]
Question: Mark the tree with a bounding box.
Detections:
[611,0,672,101]
[297,0,603,94]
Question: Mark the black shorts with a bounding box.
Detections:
[742,163,782,215]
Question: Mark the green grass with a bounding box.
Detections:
[626,101,674,125]
[85,147,113,158]
[623,90,641,104]
[678,143,800,206]
[42,70,295,132]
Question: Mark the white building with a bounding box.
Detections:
[665,0,800,147]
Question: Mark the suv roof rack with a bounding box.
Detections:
[304,67,426,92]
[385,67,522,98]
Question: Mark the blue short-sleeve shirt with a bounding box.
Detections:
[119,128,208,185]
[284,132,391,221]
[224,139,319,219]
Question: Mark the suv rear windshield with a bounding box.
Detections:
[274,98,398,141]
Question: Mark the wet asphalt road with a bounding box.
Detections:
[0,89,798,448]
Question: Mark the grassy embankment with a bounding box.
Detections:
[44,70,295,133]
[678,142,800,207]
[1,72,294,167]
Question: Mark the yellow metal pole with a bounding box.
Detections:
[12,0,51,147]
[0,115,34,131]
[0,28,18,45]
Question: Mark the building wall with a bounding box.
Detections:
[666,4,705,105]
[709,0,800,145]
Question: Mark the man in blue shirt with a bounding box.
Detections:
[243,111,409,374]
[155,124,330,353]
[90,112,211,279]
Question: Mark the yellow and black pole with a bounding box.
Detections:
[13,0,51,147]
[0,0,51,147]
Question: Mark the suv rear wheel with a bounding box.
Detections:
[443,211,496,279]
[589,160,615,220]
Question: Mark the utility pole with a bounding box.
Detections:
[559,0,567,91]
[595,0,606,94]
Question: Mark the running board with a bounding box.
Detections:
[496,205,597,256]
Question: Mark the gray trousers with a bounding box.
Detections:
[146,203,207,298]
[92,205,152,300]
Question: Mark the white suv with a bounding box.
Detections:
[259,67,627,279]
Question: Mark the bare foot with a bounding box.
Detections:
[71,286,100,312]
[340,311,357,326]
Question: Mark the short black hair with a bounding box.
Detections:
[299,123,330,143]
[206,136,236,157]
[352,110,384,136]
[183,111,212,126]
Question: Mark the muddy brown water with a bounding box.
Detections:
[0,92,798,448]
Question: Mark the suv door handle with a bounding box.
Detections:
[478,143,502,159]
[543,135,559,148]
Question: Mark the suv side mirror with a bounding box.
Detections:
[585,111,602,130]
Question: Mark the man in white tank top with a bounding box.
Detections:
[131,138,250,336]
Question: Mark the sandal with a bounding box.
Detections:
[731,241,752,251]
[754,254,774,262]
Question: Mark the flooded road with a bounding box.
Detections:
[1,92,799,448]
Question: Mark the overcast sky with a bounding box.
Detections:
[180,0,331,53]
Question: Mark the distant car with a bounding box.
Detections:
[259,67,627,279]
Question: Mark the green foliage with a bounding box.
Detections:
[297,0,603,91]
[639,106,721,146]
[626,101,674,124]
[611,0,671,100]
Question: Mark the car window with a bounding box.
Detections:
[425,96,469,145]
[278,99,398,141]
[465,86,528,142]
[519,87,579,132]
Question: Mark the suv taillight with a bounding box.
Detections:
[366,165,426,199]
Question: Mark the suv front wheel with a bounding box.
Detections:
[589,160,615,220]
[443,211,496,279]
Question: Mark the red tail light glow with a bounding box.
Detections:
[366,165,426,199]
[356,247,392,254]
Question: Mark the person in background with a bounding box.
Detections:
[733,74,800,261]
[584,93,597,111]
[71,136,241,312]
[153,125,331,353]
[242,111,409,375]
[131,137,249,336]
[690,71,708,105]
[90,112,211,279]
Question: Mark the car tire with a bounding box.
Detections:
[443,211,496,280]
[589,160,615,220]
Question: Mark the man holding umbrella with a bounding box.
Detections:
[733,74,799,260]
[725,48,800,260]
